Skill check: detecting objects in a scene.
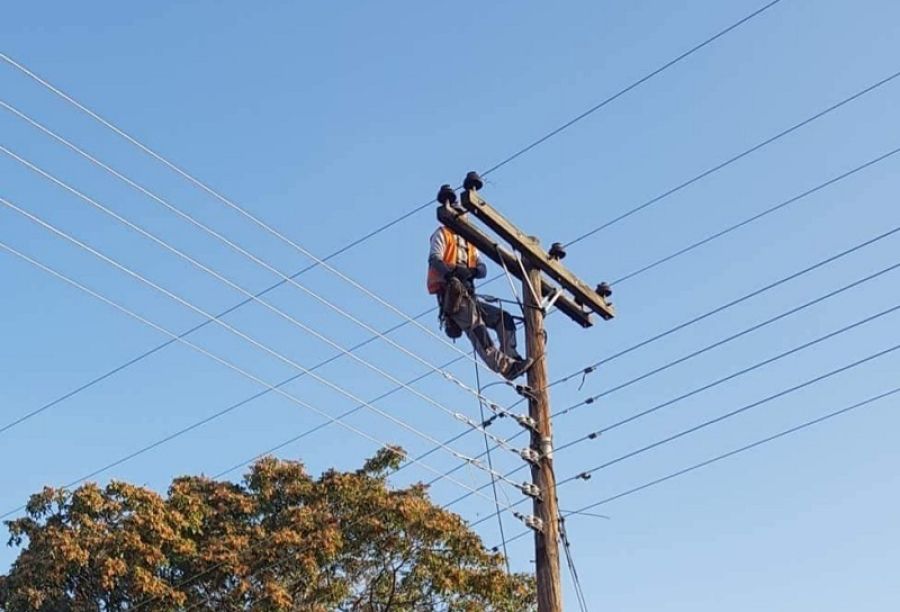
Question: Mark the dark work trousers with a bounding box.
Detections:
[445,292,520,376]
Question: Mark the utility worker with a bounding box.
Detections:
[427,176,534,380]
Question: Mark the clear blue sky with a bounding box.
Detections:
[2,1,899,609]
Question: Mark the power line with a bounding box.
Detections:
[442,263,900,512]
[0,348,469,521]
[564,68,900,249]
[425,224,900,503]
[0,144,520,433]
[612,137,900,285]
[0,240,524,521]
[0,196,525,493]
[500,384,900,547]
[494,335,900,526]
[473,348,512,574]
[0,103,528,403]
[478,0,785,177]
[0,1,783,425]
[551,220,900,391]
[555,262,900,420]
[398,141,900,486]
[0,145,529,445]
[561,340,900,485]
[80,139,889,503]
[559,516,589,612]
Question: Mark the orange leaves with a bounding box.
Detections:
[2,448,534,611]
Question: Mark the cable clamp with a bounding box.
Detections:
[514,512,544,533]
[518,448,541,465]
[520,482,542,499]
[515,384,536,400]
[514,414,538,432]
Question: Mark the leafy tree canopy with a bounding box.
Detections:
[1,447,533,611]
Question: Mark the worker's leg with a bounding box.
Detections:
[452,295,515,376]
[477,300,522,360]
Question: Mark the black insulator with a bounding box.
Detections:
[463,170,484,191]
[596,282,612,298]
[437,184,457,205]
[549,242,567,260]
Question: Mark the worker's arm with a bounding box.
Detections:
[471,252,487,279]
[429,230,453,277]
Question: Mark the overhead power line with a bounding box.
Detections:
[0,0,783,424]
[612,134,900,284]
[480,337,900,530]
[561,340,900,483]
[564,68,900,249]
[0,196,524,492]
[420,221,900,499]
[0,240,523,521]
[478,0,785,177]
[0,144,517,428]
[500,384,900,548]
[443,266,900,511]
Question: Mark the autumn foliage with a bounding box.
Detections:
[0,448,534,611]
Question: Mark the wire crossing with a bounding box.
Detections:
[0,196,525,492]
[0,0,786,434]
[0,240,524,520]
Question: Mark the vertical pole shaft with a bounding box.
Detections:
[523,256,563,612]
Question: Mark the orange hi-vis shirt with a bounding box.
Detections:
[426,226,478,294]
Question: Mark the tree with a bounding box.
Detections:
[1,448,534,611]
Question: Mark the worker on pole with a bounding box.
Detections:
[427,173,534,380]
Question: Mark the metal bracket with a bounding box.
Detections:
[541,287,563,314]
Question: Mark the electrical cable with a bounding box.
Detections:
[0,0,784,414]
[559,516,589,612]
[500,384,900,547]
[563,68,900,248]
[555,261,900,419]
[473,347,512,574]
[0,240,524,521]
[611,137,900,285]
[562,340,900,485]
[446,282,900,512]
[477,0,784,178]
[492,334,900,528]
[425,224,900,500]
[0,196,525,491]
[0,143,520,430]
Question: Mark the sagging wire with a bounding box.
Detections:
[559,515,590,612]
[473,346,512,574]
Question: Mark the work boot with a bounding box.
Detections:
[504,357,535,381]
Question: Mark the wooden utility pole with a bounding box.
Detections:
[437,172,615,612]
[523,256,564,612]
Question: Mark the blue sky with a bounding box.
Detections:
[2,1,899,609]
